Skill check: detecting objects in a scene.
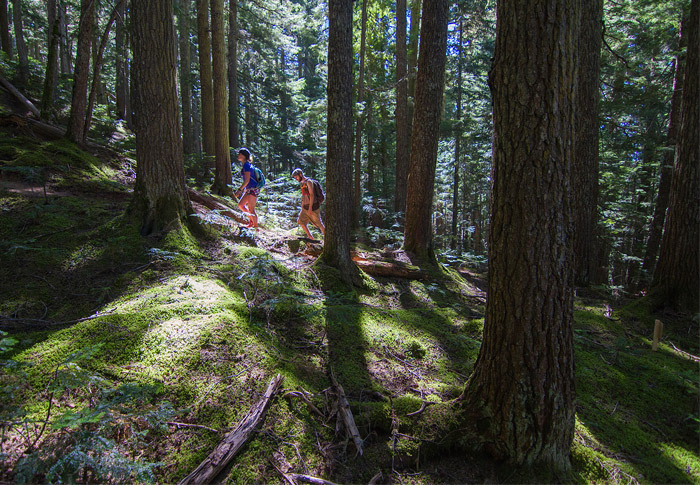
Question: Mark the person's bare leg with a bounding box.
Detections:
[300,222,313,239]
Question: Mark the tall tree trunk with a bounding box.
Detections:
[352,0,368,228]
[394,0,409,216]
[228,0,239,151]
[12,0,28,87]
[115,0,128,121]
[641,27,687,285]
[66,0,95,144]
[573,0,602,287]
[322,0,360,286]
[651,0,699,312]
[210,0,231,194]
[197,0,215,157]
[451,17,463,251]
[460,0,578,471]
[41,1,59,119]
[130,0,189,236]
[403,0,448,262]
[179,0,195,154]
[407,0,421,101]
[84,0,125,140]
[59,0,70,75]
[0,0,11,57]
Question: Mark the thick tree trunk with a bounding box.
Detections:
[403,0,448,262]
[65,0,95,144]
[407,0,420,102]
[451,18,463,251]
[130,0,189,236]
[573,0,602,287]
[115,0,128,121]
[197,0,216,157]
[40,1,60,119]
[352,0,368,228]
[321,0,360,286]
[179,0,195,154]
[228,0,239,150]
[0,0,11,57]
[210,0,231,194]
[394,0,409,216]
[641,27,687,285]
[12,0,28,87]
[651,0,699,312]
[59,0,70,75]
[460,0,578,472]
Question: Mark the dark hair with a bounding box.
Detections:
[237,148,251,161]
[291,168,303,178]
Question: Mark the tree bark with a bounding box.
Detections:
[228,0,239,152]
[403,0,449,262]
[40,1,60,119]
[65,0,95,144]
[321,0,360,286]
[460,0,578,472]
[394,0,409,216]
[115,0,128,121]
[210,0,231,194]
[451,17,463,251]
[59,0,70,75]
[407,0,421,101]
[641,22,687,285]
[572,0,602,287]
[352,0,368,228]
[197,0,216,157]
[179,0,195,154]
[651,0,699,312]
[130,0,189,236]
[0,0,11,58]
[11,0,28,87]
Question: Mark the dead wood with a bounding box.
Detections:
[329,369,363,456]
[283,390,324,417]
[669,341,700,362]
[0,73,40,118]
[177,374,284,485]
[287,474,341,485]
[352,259,428,280]
[186,186,247,224]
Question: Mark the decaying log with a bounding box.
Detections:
[353,259,428,280]
[178,374,284,485]
[329,369,363,456]
[186,186,247,224]
[287,474,341,485]
[0,73,40,118]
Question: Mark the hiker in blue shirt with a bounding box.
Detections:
[233,148,259,228]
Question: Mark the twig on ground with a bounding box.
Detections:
[167,421,219,433]
[405,400,436,417]
[288,474,340,485]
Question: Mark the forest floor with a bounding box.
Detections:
[0,117,698,484]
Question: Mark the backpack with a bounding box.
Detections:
[252,165,266,189]
[307,178,325,209]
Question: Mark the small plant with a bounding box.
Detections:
[405,340,427,359]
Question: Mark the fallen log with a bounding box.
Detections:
[329,369,363,456]
[0,73,40,118]
[353,259,428,280]
[178,374,284,485]
[287,474,341,485]
[186,186,247,224]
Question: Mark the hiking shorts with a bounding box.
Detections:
[243,187,260,198]
[298,207,323,228]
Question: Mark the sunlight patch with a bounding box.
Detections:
[139,315,217,370]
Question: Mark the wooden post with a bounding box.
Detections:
[652,319,663,351]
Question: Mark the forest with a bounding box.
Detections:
[0,0,698,483]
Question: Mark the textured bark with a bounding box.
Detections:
[115,0,128,121]
[65,0,95,144]
[407,0,421,100]
[0,0,10,57]
[228,0,239,150]
[641,23,687,284]
[131,0,189,236]
[179,0,195,154]
[573,0,602,287]
[461,0,578,472]
[403,0,449,261]
[210,0,231,194]
[321,0,360,285]
[59,0,70,75]
[394,0,409,215]
[197,0,215,156]
[12,0,29,86]
[651,0,700,312]
[451,18,463,250]
[353,0,368,228]
[40,1,59,119]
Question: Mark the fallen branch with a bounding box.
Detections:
[353,259,428,280]
[178,374,285,485]
[0,73,40,118]
[283,390,324,418]
[329,369,363,456]
[186,187,248,225]
[288,474,340,485]
[405,401,436,417]
[167,421,219,433]
[669,341,700,362]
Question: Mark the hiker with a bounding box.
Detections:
[292,168,325,239]
[233,148,261,228]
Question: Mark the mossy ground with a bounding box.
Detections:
[0,130,698,484]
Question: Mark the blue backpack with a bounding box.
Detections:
[252,165,266,189]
